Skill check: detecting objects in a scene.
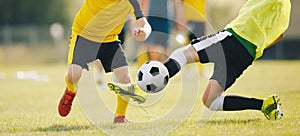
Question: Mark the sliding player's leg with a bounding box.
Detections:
[198,33,283,120]
[202,79,282,120]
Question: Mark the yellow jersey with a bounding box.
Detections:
[72,0,139,43]
[225,0,291,59]
[182,0,206,22]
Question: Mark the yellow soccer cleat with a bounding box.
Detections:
[261,94,283,120]
[107,83,147,104]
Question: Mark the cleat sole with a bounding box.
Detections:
[107,83,145,103]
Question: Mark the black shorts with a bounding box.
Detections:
[70,36,128,72]
[191,30,254,90]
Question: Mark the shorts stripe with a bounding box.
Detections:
[67,35,79,65]
[191,31,232,51]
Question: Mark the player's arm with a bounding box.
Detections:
[266,34,284,49]
[140,0,150,17]
[174,0,186,32]
[128,0,144,19]
[128,0,151,41]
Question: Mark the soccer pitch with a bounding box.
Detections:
[0,61,300,135]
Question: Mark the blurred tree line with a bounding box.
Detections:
[0,0,70,25]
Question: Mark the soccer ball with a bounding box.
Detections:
[137,61,169,93]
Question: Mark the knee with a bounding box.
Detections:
[114,75,131,84]
[202,80,224,110]
[201,90,221,109]
[202,95,212,109]
[67,65,82,84]
[171,45,199,63]
[112,67,131,84]
[202,94,225,111]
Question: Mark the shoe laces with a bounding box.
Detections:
[63,92,75,106]
[128,85,135,95]
[264,103,277,115]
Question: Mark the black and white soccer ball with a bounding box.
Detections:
[137,61,169,93]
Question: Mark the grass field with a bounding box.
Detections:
[0,61,300,135]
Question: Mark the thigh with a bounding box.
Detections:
[97,41,128,73]
[68,35,100,70]
[192,31,254,90]
[211,35,254,90]
[192,30,231,64]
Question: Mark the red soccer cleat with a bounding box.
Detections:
[58,88,76,117]
[113,116,130,123]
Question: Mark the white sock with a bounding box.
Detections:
[97,71,104,83]
[112,73,131,87]
[209,95,225,111]
[169,48,187,69]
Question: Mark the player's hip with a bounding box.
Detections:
[67,35,127,72]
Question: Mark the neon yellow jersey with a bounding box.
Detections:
[225,0,291,59]
[182,0,206,22]
[72,0,135,43]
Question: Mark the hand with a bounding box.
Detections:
[131,17,151,42]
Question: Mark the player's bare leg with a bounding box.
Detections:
[111,66,132,123]
[58,64,82,117]
[108,66,147,104]
[202,79,283,120]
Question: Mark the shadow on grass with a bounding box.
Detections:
[37,124,91,132]
[205,118,261,125]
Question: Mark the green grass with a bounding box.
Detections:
[0,61,300,135]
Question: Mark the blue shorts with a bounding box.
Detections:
[145,16,171,47]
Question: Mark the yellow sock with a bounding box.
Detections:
[64,75,78,93]
[197,63,204,75]
[115,95,129,117]
[137,52,149,67]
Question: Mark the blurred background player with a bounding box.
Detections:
[137,0,171,65]
[112,0,291,120]
[58,0,151,123]
[182,0,207,42]
[175,0,209,78]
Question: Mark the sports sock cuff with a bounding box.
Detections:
[209,95,225,111]
[112,82,131,88]
[164,58,181,78]
[64,75,78,93]
[169,49,187,68]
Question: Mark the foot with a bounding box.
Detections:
[113,116,130,123]
[107,83,147,104]
[58,88,76,117]
[261,94,283,120]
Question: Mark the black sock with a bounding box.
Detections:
[163,58,181,78]
[223,95,263,111]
